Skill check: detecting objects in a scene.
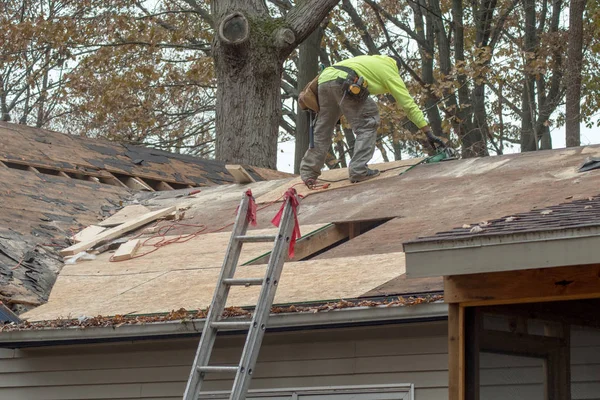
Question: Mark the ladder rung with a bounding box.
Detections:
[235,235,277,243]
[197,366,238,374]
[223,278,263,286]
[211,321,252,330]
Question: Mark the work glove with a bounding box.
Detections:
[425,130,447,151]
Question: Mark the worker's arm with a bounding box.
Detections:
[386,76,428,129]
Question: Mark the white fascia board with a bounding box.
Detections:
[0,302,448,348]
[404,226,600,278]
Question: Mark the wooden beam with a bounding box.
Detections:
[98,205,151,227]
[27,166,39,173]
[0,160,7,168]
[72,225,106,243]
[112,239,142,261]
[465,308,480,400]
[57,171,70,178]
[60,206,175,256]
[444,264,600,306]
[155,181,174,191]
[226,164,256,184]
[448,303,465,400]
[484,300,600,329]
[244,223,349,265]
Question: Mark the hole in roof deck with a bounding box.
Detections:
[243,218,393,265]
[35,166,63,176]
[2,161,30,171]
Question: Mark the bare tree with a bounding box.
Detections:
[566,0,587,147]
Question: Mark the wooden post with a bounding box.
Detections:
[449,303,465,400]
[465,308,480,400]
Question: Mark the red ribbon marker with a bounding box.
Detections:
[245,189,257,226]
[271,188,301,259]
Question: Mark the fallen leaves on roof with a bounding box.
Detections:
[0,295,443,333]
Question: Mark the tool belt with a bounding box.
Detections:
[333,65,369,100]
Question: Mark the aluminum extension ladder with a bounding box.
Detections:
[183,191,297,400]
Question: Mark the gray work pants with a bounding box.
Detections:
[300,80,380,181]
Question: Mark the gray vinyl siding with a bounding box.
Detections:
[0,322,597,400]
[0,321,448,400]
[480,325,600,400]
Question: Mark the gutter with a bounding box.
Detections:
[404,225,600,278]
[0,302,448,348]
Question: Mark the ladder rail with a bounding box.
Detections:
[182,193,251,400]
[229,199,297,400]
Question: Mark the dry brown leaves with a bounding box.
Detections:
[0,295,444,333]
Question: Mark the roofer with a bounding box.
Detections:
[300,54,446,187]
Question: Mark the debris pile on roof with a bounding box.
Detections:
[0,294,443,333]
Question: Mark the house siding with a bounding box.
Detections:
[0,321,597,400]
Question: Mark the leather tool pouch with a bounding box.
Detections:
[333,65,369,100]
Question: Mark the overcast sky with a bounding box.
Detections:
[277,122,600,173]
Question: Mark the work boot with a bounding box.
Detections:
[302,177,318,189]
[350,168,380,183]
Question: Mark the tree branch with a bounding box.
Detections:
[181,0,213,26]
[285,0,340,52]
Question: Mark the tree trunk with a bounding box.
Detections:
[566,0,586,147]
[294,28,322,174]
[452,0,476,155]
[214,43,283,168]
[212,0,340,168]
[520,0,538,152]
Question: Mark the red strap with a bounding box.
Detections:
[271,188,301,259]
[245,189,257,226]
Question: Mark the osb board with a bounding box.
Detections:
[56,224,327,277]
[23,252,406,320]
[293,145,600,259]
[255,159,424,204]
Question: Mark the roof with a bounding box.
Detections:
[403,193,600,278]
[405,195,600,243]
[2,140,600,339]
[14,144,600,319]
[0,122,290,314]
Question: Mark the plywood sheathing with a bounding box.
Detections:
[23,251,405,321]
[23,224,327,320]
[256,159,424,204]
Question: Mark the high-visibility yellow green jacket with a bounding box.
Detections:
[318,55,428,129]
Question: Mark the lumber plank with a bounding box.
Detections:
[112,239,142,262]
[155,181,174,191]
[448,303,464,400]
[60,206,175,256]
[444,264,600,306]
[72,225,106,243]
[98,205,151,227]
[226,164,256,184]
[245,223,349,265]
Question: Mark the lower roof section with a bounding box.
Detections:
[404,225,600,278]
[0,302,448,348]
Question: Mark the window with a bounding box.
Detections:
[199,384,414,400]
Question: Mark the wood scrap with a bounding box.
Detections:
[112,239,142,262]
[60,206,175,256]
[72,225,106,243]
[226,164,256,184]
[98,205,150,227]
